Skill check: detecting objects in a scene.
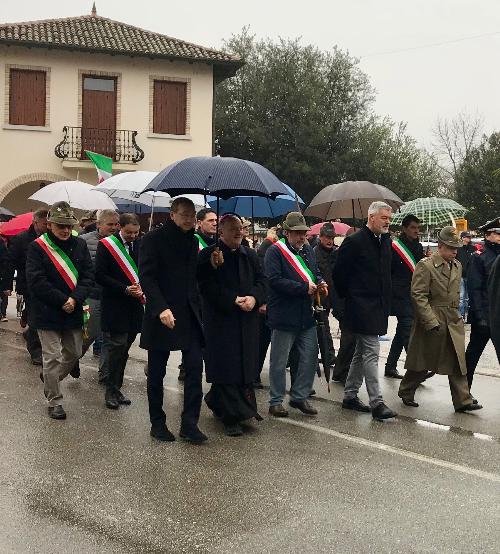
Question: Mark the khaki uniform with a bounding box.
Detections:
[399,252,473,408]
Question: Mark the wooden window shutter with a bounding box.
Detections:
[153,81,187,135]
[9,69,46,126]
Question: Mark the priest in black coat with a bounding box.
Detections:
[139,197,206,444]
[95,213,144,410]
[198,214,267,437]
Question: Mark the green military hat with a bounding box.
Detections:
[438,226,461,248]
[283,211,310,231]
[47,201,79,226]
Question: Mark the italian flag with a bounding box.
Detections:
[85,151,112,183]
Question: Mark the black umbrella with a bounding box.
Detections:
[314,291,332,392]
[145,156,288,199]
[0,206,15,222]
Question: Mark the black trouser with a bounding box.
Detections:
[465,323,491,388]
[23,295,42,361]
[385,315,413,372]
[331,320,356,382]
[257,314,271,379]
[147,323,203,431]
[0,292,7,317]
[103,331,137,395]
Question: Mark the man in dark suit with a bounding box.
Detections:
[332,201,397,420]
[385,214,424,378]
[139,197,207,444]
[6,208,48,365]
[95,213,144,410]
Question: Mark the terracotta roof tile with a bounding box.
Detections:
[0,14,241,68]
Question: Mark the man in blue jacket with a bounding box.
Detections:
[264,212,327,417]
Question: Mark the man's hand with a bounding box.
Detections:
[159,308,175,329]
[317,282,328,296]
[307,282,318,296]
[62,297,76,313]
[258,304,267,315]
[210,248,224,269]
[126,284,143,299]
[240,296,256,312]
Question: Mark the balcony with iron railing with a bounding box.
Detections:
[55,126,145,163]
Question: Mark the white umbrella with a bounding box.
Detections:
[29,181,117,210]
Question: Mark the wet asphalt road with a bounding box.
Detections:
[1,327,500,553]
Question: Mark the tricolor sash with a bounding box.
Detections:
[35,233,79,290]
[194,233,208,252]
[392,238,417,272]
[275,238,316,284]
[35,233,90,329]
[100,235,145,304]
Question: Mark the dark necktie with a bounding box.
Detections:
[126,241,133,255]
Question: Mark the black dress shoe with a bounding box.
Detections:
[115,391,131,405]
[455,403,483,413]
[150,426,176,442]
[179,426,208,444]
[31,356,43,366]
[372,403,397,420]
[224,423,243,437]
[384,369,403,379]
[269,404,288,417]
[253,380,264,389]
[70,362,80,379]
[401,398,419,407]
[48,405,66,420]
[289,399,318,415]
[105,393,119,410]
[342,397,371,413]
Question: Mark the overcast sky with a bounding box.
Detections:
[2,0,499,149]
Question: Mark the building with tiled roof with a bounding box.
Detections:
[0,6,243,214]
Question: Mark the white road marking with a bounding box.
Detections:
[276,417,500,484]
[4,341,500,482]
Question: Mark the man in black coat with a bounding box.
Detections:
[465,218,500,389]
[488,255,500,362]
[0,237,10,321]
[456,231,475,318]
[332,201,397,420]
[26,202,93,420]
[95,213,144,410]
[6,208,48,364]
[198,214,267,436]
[313,223,337,366]
[139,197,207,444]
[385,214,425,378]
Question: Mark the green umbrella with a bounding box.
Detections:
[392,197,467,226]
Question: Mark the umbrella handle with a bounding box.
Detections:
[315,290,322,307]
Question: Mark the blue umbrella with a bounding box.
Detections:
[144,156,289,200]
[207,184,304,217]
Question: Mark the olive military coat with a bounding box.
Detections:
[405,252,466,375]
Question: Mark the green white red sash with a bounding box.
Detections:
[100,235,139,284]
[194,233,208,252]
[100,235,145,304]
[35,233,79,290]
[275,238,316,284]
[35,233,90,327]
[392,238,417,272]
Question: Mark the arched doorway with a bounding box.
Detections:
[0,173,67,214]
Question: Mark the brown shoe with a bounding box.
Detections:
[269,404,289,417]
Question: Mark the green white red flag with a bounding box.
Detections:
[85,150,112,183]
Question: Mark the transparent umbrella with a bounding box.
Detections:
[391,197,467,226]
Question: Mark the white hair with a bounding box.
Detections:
[367,201,392,216]
[97,209,118,223]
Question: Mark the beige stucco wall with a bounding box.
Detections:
[0,45,214,211]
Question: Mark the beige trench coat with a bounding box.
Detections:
[405,253,466,375]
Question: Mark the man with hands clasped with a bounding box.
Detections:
[264,212,327,418]
[139,197,207,444]
[25,202,93,420]
[198,214,267,437]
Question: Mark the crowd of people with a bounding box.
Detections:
[1,198,499,443]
